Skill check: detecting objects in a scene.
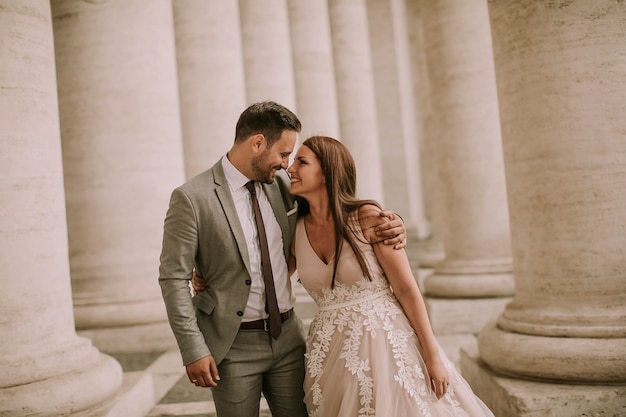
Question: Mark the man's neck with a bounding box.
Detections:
[226,149,252,180]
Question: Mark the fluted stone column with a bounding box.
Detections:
[329,0,384,202]
[287,0,339,139]
[51,1,185,335]
[0,2,122,415]
[463,2,626,415]
[239,0,297,110]
[367,0,430,236]
[406,0,443,266]
[420,0,514,363]
[173,1,246,179]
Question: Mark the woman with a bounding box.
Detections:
[287,136,494,417]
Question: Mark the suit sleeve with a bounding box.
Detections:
[158,187,211,365]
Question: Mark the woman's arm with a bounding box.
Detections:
[288,238,297,277]
[358,205,449,399]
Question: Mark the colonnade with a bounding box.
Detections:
[0,0,624,416]
[462,2,626,416]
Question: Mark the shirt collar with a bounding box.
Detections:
[221,153,252,192]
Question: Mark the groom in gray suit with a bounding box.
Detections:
[159,101,405,417]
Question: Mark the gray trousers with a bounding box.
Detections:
[211,314,308,417]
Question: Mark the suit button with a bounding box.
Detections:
[237,311,243,317]
[245,279,251,285]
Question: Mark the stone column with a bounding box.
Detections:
[51,1,185,334]
[173,1,247,179]
[0,2,122,415]
[239,0,297,110]
[367,0,430,236]
[406,0,443,266]
[287,0,340,139]
[329,0,384,202]
[464,2,626,415]
[420,0,514,363]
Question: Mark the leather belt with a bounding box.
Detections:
[239,308,293,331]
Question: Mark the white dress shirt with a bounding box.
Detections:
[221,156,295,321]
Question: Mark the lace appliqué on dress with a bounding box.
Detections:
[305,280,457,417]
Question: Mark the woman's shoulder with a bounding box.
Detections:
[355,204,386,244]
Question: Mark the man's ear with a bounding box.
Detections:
[250,134,266,153]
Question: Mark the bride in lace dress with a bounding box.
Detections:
[287,136,495,417]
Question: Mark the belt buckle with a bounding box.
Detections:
[263,319,270,332]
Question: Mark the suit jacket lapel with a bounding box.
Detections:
[212,162,253,277]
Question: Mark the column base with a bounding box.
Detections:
[460,342,626,417]
[478,322,626,382]
[415,237,445,267]
[78,321,178,354]
[424,271,515,298]
[73,370,155,417]
[0,351,122,417]
[74,298,168,329]
[426,297,511,334]
[426,296,511,367]
[437,333,477,368]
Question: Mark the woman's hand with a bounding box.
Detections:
[191,269,207,295]
[426,355,450,399]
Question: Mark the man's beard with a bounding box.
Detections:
[251,153,277,184]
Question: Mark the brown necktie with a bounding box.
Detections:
[245,181,281,339]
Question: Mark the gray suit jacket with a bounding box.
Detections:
[158,159,299,366]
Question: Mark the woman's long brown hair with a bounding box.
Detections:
[299,136,382,288]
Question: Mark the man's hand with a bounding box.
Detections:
[191,269,207,294]
[376,210,407,249]
[186,355,220,387]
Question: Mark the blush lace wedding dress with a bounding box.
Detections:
[294,217,495,417]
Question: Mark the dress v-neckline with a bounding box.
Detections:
[302,220,335,266]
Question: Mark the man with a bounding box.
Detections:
[159,101,405,417]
